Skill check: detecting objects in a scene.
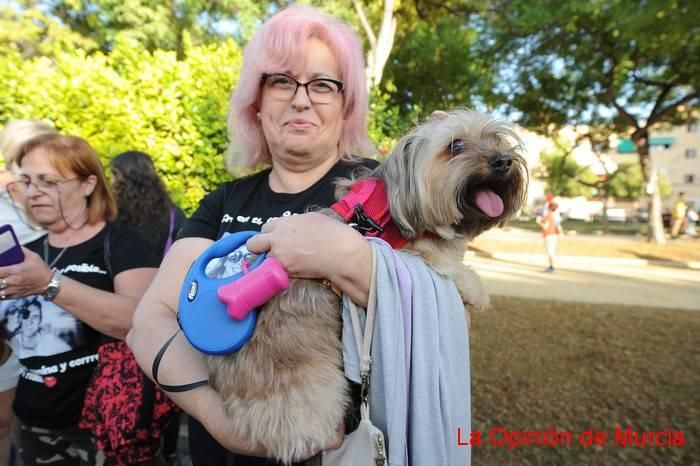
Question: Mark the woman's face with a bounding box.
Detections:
[23,303,41,337]
[19,149,95,229]
[259,38,345,168]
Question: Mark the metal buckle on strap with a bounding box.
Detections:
[320,278,342,297]
[349,204,384,235]
[360,374,370,404]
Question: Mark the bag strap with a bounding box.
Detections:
[346,244,377,418]
[103,223,113,279]
[162,207,176,257]
[102,223,160,427]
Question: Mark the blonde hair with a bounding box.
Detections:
[0,120,57,171]
[17,134,117,224]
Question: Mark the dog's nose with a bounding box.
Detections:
[489,155,513,177]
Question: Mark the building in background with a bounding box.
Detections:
[516,119,699,222]
[611,120,700,211]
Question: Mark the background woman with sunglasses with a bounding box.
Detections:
[0,134,158,465]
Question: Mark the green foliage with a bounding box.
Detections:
[606,162,643,199]
[367,88,422,158]
[0,35,243,213]
[39,0,271,53]
[382,13,495,114]
[0,5,98,58]
[535,144,597,197]
[605,162,671,200]
[485,0,699,144]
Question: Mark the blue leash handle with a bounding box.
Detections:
[178,231,266,355]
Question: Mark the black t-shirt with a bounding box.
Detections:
[120,205,188,263]
[0,223,158,429]
[179,158,378,466]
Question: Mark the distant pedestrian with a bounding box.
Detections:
[539,202,564,272]
[535,193,554,229]
[671,192,688,238]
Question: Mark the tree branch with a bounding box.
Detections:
[647,83,674,122]
[648,91,700,125]
[632,73,677,88]
[352,0,376,48]
[606,81,640,130]
[575,178,600,188]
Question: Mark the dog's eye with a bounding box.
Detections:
[448,139,465,156]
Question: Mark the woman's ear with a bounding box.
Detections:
[83,175,98,197]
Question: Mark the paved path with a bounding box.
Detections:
[465,252,700,311]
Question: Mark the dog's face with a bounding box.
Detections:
[375,109,528,240]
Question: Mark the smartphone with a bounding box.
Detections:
[0,224,25,266]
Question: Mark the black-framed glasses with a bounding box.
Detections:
[7,175,81,195]
[261,73,344,104]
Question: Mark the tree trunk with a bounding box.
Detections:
[632,128,666,244]
[601,193,609,235]
[354,0,397,91]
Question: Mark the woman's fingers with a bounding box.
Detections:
[246,233,272,254]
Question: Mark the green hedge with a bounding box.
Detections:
[1,33,413,213]
[1,33,240,213]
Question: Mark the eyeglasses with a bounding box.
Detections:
[7,175,81,195]
[261,73,343,104]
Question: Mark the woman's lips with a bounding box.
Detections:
[286,119,315,129]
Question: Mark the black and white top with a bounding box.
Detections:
[0,224,158,429]
[178,158,378,466]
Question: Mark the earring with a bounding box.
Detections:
[256,112,261,120]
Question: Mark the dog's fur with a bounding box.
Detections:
[206,109,528,463]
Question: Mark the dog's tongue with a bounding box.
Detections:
[474,190,504,218]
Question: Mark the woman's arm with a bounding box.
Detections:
[128,237,343,456]
[246,212,372,306]
[126,238,269,455]
[0,249,156,340]
[54,267,156,339]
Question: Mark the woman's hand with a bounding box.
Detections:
[246,212,364,278]
[246,212,372,305]
[0,248,53,300]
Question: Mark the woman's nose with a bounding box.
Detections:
[290,85,312,110]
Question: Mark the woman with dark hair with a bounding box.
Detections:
[110,151,187,261]
[110,150,186,465]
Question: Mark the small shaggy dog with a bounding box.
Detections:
[206,109,528,463]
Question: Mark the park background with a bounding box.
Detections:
[1,1,698,464]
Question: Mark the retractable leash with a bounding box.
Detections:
[153,231,289,392]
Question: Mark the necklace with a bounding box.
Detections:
[43,237,69,269]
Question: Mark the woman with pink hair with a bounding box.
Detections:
[128,5,377,465]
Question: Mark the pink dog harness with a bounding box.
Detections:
[331,178,409,249]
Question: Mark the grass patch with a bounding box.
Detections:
[510,219,645,236]
[471,296,700,465]
[470,226,700,263]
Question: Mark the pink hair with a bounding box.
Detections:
[227,6,374,169]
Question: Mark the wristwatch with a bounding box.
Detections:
[43,268,63,301]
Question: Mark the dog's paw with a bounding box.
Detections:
[456,267,489,310]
